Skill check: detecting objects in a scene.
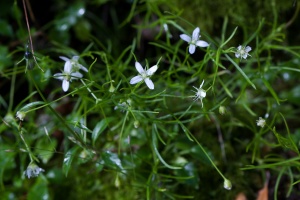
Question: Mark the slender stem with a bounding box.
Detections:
[188,130,227,180]
[19,129,34,162]
[80,79,99,102]
[118,111,129,155]
[22,0,33,56]
[22,0,43,72]
[8,64,17,112]
[28,72,86,146]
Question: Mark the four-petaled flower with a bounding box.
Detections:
[130,61,158,90]
[59,56,88,72]
[54,58,83,92]
[192,80,207,108]
[235,45,252,60]
[180,27,209,54]
[256,117,266,128]
[24,162,45,179]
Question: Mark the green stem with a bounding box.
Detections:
[188,131,227,180]
[118,111,129,155]
[28,72,86,146]
[8,64,17,112]
[80,79,99,102]
[19,129,34,162]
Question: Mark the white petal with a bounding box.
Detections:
[200,80,205,88]
[130,76,143,84]
[71,72,83,79]
[245,46,252,52]
[64,61,72,72]
[237,45,242,50]
[192,27,200,40]
[147,65,158,76]
[59,56,70,62]
[62,80,69,92]
[235,53,240,58]
[53,73,64,80]
[72,56,80,61]
[196,40,209,47]
[79,64,88,72]
[180,34,191,43]
[189,44,196,54]
[135,62,145,74]
[145,78,154,89]
[242,54,248,59]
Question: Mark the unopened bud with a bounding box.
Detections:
[223,178,232,190]
[16,111,26,121]
[219,106,226,115]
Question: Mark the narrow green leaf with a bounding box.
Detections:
[220,26,238,48]
[63,147,79,177]
[272,127,299,154]
[92,119,109,146]
[225,54,256,89]
[262,77,280,105]
[102,151,123,171]
[152,129,181,169]
[18,101,45,112]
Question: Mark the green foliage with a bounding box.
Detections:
[1,0,300,199]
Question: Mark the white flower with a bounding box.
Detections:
[130,61,158,90]
[192,80,207,108]
[180,27,209,54]
[54,60,83,92]
[256,117,266,128]
[235,45,252,60]
[24,162,45,179]
[60,56,88,72]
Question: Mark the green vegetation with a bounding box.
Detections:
[1,0,300,199]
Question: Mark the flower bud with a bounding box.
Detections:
[223,178,232,190]
[109,84,115,93]
[219,106,226,115]
[134,121,139,128]
[16,111,26,121]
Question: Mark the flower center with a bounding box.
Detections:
[141,71,148,79]
[63,72,71,81]
[197,89,206,98]
[191,39,197,45]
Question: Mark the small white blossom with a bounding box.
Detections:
[54,60,83,92]
[192,80,207,108]
[235,45,252,60]
[24,162,45,179]
[256,117,266,128]
[59,56,88,72]
[180,27,209,54]
[130,61,158,90]
[223,179,232,190]
[16,111,26,121]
